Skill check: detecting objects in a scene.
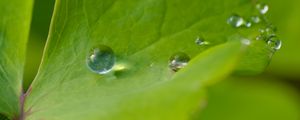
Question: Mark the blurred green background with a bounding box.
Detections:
[24,0,300,119]
[23,0,55,89]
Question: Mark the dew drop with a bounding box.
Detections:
[265,25,277,33]
[257,26,277,41]
[256,34,264,41]
[259,28,266,33]
[227,14,245,27]
[169,52,190,72]
[195,37,209,45]
[241,38,251,46]
[256,3,269,14]
[245,21,252,28]
[250,16,261,23]
[87,45,115,74]
[267,36,282,51]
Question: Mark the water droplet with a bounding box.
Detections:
[267,36,282,51]
[250,16,261,23]
[257,26,277,41]
[227,14,245,27]
[259,28,266,33]
[245,21,252,28]
[241,38,251,45]
[265,25,277,33]
[195,37,209,45]
[256,34,264,40]
[87,45,115,74]
[150,63,154,67]
[256,3,269,14]
[169,52,190,72]
[265,27,273,33]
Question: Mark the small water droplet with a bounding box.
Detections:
[256,34,264,40]
[195,37,209,45]
[265,27,273,33]
[169,52,190,72]
[227,14,245,27]
[150,63,154,67]
[257,26,277,41]
[256,33,276,41]
[241,38,251,45]
[87,45,115,74]
[259,28,266,33]
[250,16,261,23]
[256,3,269,14]
[265,25,277,33]
[267,36,282,51]
[245,21,252,28]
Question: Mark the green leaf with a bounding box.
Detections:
[23,0,275,119]
[0,0,33,118]
[194,77,300,120]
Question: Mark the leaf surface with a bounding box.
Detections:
[24,0,276,119]
[195,77,300,120]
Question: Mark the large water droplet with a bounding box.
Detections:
[256,3,269,14]
[87,45,115,74]
[195,37,209,45]
[227,14,245,27]
[267,36,282,51]
[169,52,190,72]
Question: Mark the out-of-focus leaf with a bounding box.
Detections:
[24,0,55,90]
[0,0,33,118]
[195,77,300,120]
[265,0,300,79]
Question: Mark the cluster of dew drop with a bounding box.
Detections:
[86,2,282,75]
[227,2,282,52]
[86,37,209,74]
[166,36,210,72]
